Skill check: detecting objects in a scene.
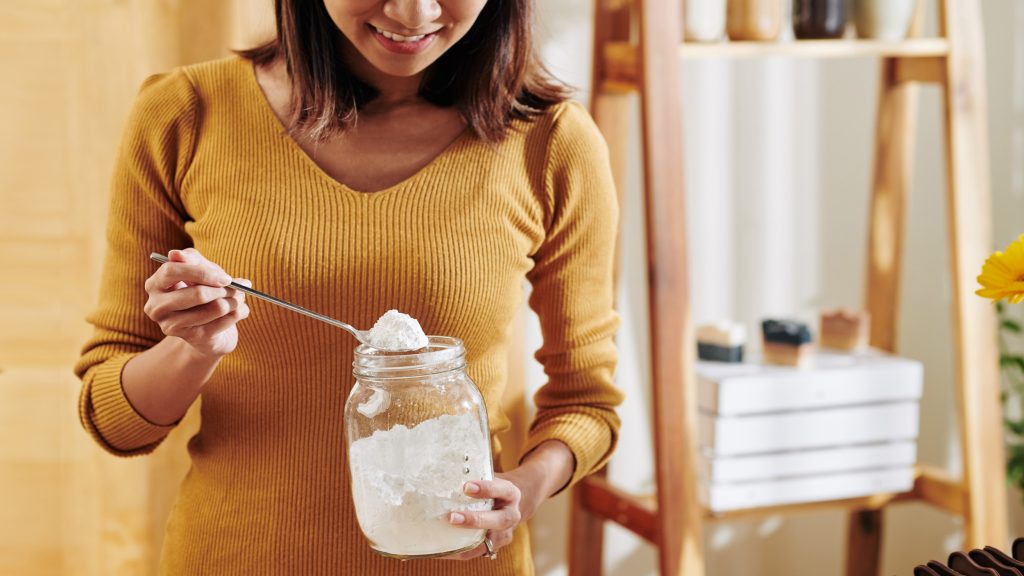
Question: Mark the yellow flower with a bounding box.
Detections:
[977,233,1024,304]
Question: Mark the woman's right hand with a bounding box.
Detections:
[143,248,251,359]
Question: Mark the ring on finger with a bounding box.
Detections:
[484,537,497,560]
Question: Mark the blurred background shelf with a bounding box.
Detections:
[571,1,1007,575]
[602,39,951,88]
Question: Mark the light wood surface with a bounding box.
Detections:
[0,2,242,573]
[601,39,951,88]
[852,4,928,573]
[576,465,964,526]
[914,464,966,517]
[678,38,950,59]
[939,0,1009,549]
[635,0,706,574]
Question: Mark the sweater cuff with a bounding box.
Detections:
[520,412,615,494]
[84,353,175,454]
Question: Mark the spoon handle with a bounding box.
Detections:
[149,252,361,338]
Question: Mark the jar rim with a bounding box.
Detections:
[352,336,466,379]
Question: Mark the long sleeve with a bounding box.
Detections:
[74,70,199,456]
[520,102,624,490]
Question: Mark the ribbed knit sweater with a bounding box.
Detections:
[75,56,622,576]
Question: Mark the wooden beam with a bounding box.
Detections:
[604,43,640,88]
[635,0,705,573]
[940,0,1009,549]
[603,39,952,88]
[592,91,633,286]
[851,3,927,574]
[679,38,950,59]
[894,56,946,85]
[864,54,919,356]
[578,476,659,543]
[703,491,915,522]
[913,465,966,516]
[569,472,609,575]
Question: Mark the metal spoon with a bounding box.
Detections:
[149,252,414,351]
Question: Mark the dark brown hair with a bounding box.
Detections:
[239,0,571,142]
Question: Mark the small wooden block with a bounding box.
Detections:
[820,309,871,352]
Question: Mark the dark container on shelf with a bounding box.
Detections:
[793,0,848,40]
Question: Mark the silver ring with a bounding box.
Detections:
[484,537,497,560]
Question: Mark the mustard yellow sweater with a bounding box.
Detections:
[75,56,622,576]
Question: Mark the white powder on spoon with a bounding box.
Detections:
[365,310,429,351]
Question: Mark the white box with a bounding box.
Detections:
[701,466,916,512]
[699,441,917,483]
[699,401,920,456]
[697,350,923,416]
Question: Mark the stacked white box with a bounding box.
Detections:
[697,350,923,513]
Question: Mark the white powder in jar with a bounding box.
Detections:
[365,310,429,351]
[348,413,494,557]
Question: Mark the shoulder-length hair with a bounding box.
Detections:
[239,0,571,143]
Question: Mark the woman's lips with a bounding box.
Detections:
[368,24,439,55]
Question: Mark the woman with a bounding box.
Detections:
[75,0,622,573]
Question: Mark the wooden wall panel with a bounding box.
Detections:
[0,2,265,574]
[0,2,531,574]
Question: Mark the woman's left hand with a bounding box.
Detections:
[443,471,534,561]
[443,440,575,561]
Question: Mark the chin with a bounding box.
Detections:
[367,59,433,78]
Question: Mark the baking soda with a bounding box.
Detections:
[348,413,493,556]
[366,310,429,351]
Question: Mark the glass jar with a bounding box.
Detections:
[345,336,494,559]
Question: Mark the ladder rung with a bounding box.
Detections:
[580,466,965,529]
[913,464,965,516]
[893,56,946,84]
[578,476,658,544]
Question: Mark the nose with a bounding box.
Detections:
[383,0,442,31]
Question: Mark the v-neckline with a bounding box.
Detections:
[240,57,470,196]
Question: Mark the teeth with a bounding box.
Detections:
[374,26,427,43]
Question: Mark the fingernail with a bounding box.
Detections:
[450,512,465,524]
[464,483,480,495]
[218,274,232,285]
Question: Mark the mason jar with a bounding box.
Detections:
[345,336,494,558]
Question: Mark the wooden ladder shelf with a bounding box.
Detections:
[571,1,1008,574]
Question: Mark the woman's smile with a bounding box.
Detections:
[367,23,441,55]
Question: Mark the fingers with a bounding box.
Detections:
[191,300,250,337]
[146,249,232,292]
[464,479,520,504]
[443,478,524,561]
[145,285,232,321]
[142,250,250,357]
[447,479,522,531]
[163,297,239,334]
[449,507,521,531]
